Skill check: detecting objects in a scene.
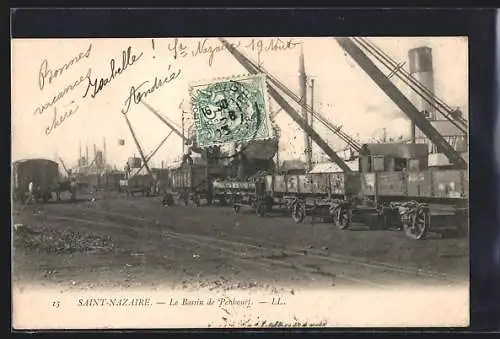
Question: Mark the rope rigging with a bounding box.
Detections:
[230,46,363,153]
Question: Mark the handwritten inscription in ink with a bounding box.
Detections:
[167,38,188,60]
[83,46,144,100]
[191,39,241,67]
[44,100,80,135]
[33,68,92,116]
[165,38,301,66]
[243,38,301,54]
[38,43,93,91]
[121,65,182,114]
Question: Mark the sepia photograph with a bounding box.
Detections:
[11,36,469,328]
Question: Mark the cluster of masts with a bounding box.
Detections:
[74,139,108,175]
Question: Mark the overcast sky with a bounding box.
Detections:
[11,37,468,169]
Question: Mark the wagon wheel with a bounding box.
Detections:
[334,206,351,230]
[265,196,274,213]
[404,206,430,240]
[256,201,267,217]
[368,209,387,230]
[291,203,305,224]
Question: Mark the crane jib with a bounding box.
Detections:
[335,38,467,170]
[218,38,352,173]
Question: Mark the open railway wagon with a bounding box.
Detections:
[99,171,126,191]
[261,144,467,240]
[151,168,170,195]
[125,174,155,197]
[12,159,60,203]
[213,177,273,215]
[263,169,468,240]
[353,144,468,240]
[169,164,220,206]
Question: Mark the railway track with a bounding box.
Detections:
[35,204,465,286]
[67,204,465,282]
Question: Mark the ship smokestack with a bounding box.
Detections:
[408,46,435,143]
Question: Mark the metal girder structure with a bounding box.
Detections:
[218,41,362,154]
[335,37,467,170]
[141,101,189,142]
[141,102,213,162]
[123,113,154,178]
[219,38,353,173]
[267,86,352,172]
[129,130,174,179]
[353,37,468,134]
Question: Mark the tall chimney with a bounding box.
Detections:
[299,44,312,171]
[86,145,89,166]
[408,46,435,143]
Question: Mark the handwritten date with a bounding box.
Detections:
[244,38,301,54]
[121,65,182,114]
[83,46,143,99]
[166,38,301,66]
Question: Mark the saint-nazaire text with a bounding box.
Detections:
[77,298,152,307]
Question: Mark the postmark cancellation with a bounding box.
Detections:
[189,74,275,148]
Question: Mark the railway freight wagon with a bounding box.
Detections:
[262,172,363,223]
[100,171,126,191]
[169,164,211,206]
[151,169,170,195]
[126,174,154,196]
[12,159,60,203]
[236,143,468,240]
[213,178,272,215]
[263,169,468,239]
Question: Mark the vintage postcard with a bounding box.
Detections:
[11,36,469,329]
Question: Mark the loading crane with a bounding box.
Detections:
[129,130,174,179]
[219,38,354,173]
[218,40,363,155]
[335,37,467,170]
[353,37,468,134]
[140,101,210,155]
[122,113,154,179]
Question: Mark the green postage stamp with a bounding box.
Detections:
[189,74,275,148]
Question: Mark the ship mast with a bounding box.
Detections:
[299,44,312,172]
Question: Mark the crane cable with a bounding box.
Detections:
[352,37,468,134]
[233,47,362,152]
[265,72,362,151]
[357,37,461,116]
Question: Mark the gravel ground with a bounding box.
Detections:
[11,192,469,292]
